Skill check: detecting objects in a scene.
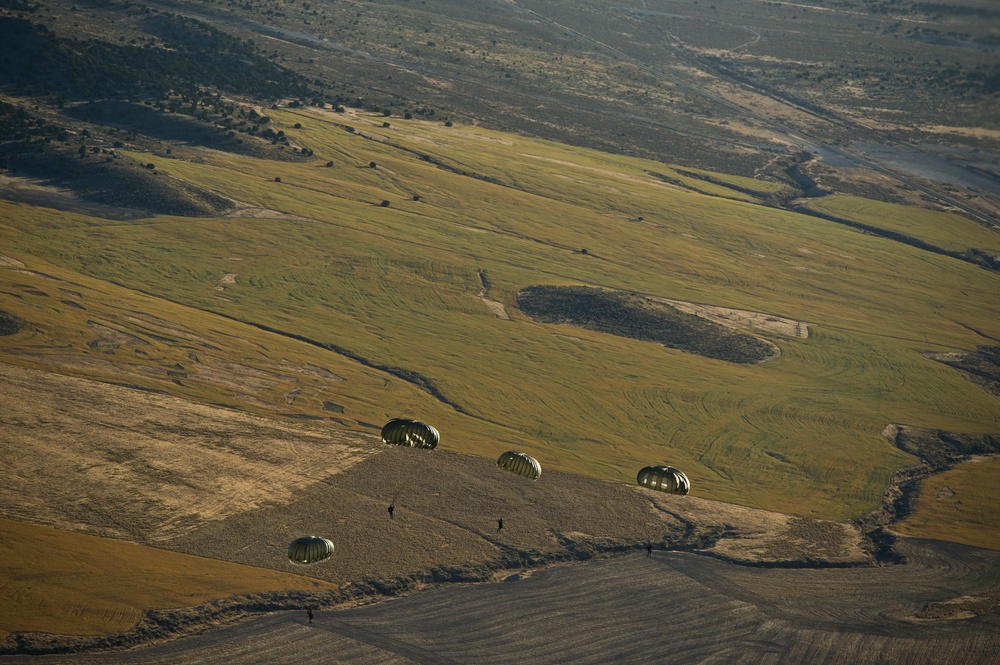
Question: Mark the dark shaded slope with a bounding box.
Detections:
[517,285,776,363]
[0,16,309,100]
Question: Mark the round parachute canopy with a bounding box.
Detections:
[288,536,335,565]
[636,466,690,495]
[497,450,542,481]
[381,418,440,450]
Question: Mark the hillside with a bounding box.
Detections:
[4,0,1000,217]
[2,103,998,521]
[0,0,998,656]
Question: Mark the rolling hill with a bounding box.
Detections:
[0,0,998,658]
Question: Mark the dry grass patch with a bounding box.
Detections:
[895,455,1000,551]
[0,362,377,543]
[0,518,335,640]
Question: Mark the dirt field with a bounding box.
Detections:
[4,538,997,664]
[0,362,377,543]
[0,362,886,654]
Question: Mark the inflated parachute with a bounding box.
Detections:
[381,418,440,450]
[636,465,690,495]
[288,536,335,565]
[497,450,542,480]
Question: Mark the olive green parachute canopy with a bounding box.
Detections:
[381,418,440,450]
[288,536,335,565]
[636,466,690,495]
[497,450,542,480]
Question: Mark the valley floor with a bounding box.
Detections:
[4,538,998,664]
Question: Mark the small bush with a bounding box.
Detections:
[0,310,23,336]
[380,200,390,207]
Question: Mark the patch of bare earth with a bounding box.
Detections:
[913,591,1000,622]
[0,362,376,543]
[0,253,26,268]
[476,270,509,320]
[87,321,149,348]
[653,297,809,338]
[215,273,238,291]
[0,362,868,577]
[925,346,1000,398]
[11,364,1000,659]
[225,201,314,222]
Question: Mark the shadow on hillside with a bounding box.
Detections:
[517,285,778,363]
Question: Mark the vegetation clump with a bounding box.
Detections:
[0,311,23,336]
[930,346,1000,397]
[517,286,776,363]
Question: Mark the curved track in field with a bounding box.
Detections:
[7,538,997,664]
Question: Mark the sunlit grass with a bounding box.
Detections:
[805,194,1000,255]
[0,518,335,639]
[2,108,998,524]
[895,456,1000,551]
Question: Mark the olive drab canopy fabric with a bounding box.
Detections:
[381,418,440,450]
[287,536,335,565]
[636,465,690,495]
[497,450,542,480]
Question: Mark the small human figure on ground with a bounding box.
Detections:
[646,542,653,558]
[497,518,504,532]
[388,502,395,520]
[307,608,314,624]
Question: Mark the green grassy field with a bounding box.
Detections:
[806,195,1000,257]
[895,456,1000,551]
[2,107,998,525]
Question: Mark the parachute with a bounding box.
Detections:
[636,465,690,495]
[497,450,542,480]
[288,536,335,565]
[381,418,440,450]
